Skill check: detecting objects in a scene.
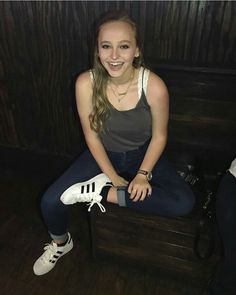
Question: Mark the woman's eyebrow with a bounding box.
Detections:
[100,40,132,44]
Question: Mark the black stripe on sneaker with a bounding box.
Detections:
[86,184,90,193]
[81,185,84,194]
[54,255,59,259]
[92,182,95,192]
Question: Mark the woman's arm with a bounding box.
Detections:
[75,72,128,187]
[128,71,169,201]
[139,71,169,171]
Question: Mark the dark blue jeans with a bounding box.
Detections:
[41,142,195,239]
[210,171,236,295]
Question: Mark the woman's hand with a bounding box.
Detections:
[111,175,129,188]
[128,174,152,201]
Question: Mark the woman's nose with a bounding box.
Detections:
[111,48,118,59]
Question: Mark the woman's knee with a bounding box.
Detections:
[40,186,64,214]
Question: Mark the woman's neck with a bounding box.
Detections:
[110,67,135,86]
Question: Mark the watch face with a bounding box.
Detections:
[147,172,152,181]
[137,170,152,181]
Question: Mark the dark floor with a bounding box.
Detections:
[0,148,211,295]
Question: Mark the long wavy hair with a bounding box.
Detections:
[89,10,144,133]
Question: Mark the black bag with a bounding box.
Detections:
[178,164,218,260]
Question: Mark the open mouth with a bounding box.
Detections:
[108,62,124,71]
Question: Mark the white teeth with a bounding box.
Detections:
[110,62,123,66]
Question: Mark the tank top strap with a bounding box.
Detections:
[89,69,94,82]
[138,67,150,98]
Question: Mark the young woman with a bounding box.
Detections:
[33,10,195,276]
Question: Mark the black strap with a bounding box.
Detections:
[178,165,217,260]
[193,191,216,260]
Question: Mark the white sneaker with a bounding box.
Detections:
[33,233,73,276]
[60,173,112,212]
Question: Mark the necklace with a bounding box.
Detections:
[109,70,135,103]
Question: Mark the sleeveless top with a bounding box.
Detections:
[91,67,152,152]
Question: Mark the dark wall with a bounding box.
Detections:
[0,1,235,164]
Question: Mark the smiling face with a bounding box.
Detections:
[97,20,140,81]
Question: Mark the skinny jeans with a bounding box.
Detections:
[41,141,195,240]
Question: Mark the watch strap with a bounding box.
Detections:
[137,169,148,176]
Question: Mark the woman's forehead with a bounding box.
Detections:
[98,21,135,41]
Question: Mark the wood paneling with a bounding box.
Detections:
[143,1,236,65]
[154,67,236,171]
[0,1,235,158]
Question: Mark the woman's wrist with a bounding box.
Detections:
[137,169,152,181]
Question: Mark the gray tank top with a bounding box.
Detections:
[99,67,152,152]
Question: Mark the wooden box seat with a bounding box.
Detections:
[89,201,219,281]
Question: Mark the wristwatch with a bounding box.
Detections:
[137,169,152,181]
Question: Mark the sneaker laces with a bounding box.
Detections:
[87,199,106,212]
[73,193,106,212]
[40,243,57,264]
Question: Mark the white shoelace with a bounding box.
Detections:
[73,193,106,212]
[40,243,57,264]
[87,200,106,212]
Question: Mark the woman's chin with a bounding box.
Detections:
[106,65,124,76]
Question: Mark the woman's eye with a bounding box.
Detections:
[101,44,110,49]
[120,44,129,49]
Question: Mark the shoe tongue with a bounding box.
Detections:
[52,241,59,247]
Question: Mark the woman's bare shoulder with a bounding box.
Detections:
[75,70,93,102]
[146,70,169,104]
[148,70,167,89]
[75,70,93,90]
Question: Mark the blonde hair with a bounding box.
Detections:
[89,10,144,133]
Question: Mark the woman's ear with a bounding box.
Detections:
[135,47,140,58]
